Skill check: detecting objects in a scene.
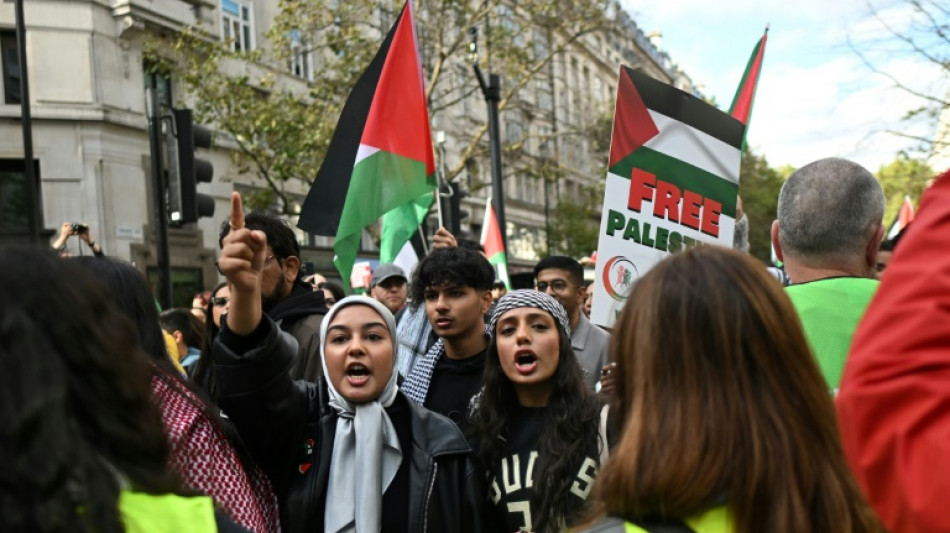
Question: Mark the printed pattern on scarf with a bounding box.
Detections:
[402,323,493,406]
[402,337,444,405]
[152,377,280,533]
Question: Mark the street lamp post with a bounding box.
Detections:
[469,26,507,252]
[14,0,39,244]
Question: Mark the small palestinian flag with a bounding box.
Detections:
[607,66,745,225]
[729,27,768,132]
[480,197,510,290]
[298,1,436,289]
[887,195,915,239]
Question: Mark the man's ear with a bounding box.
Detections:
[480,290,493,314]
[576,283,588,307]
[284,256,301,281]
[865,225,886,269]
[771,221,785,262]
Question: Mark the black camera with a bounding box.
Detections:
[71,223,88,234]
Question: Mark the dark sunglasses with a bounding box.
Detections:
[211,296,230,307]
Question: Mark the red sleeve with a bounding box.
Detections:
[837,169,950,533]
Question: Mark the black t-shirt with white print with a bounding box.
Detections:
[485,405,601,533]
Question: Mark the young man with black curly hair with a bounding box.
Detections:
[401,247,495,430]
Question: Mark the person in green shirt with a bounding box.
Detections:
[577,247,883,533]
[771,157,885,390]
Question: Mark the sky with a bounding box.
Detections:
[619,0,948,172]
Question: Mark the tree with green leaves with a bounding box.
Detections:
[875,153,934,226]
[737,148,785,263]
[146,0,614,216]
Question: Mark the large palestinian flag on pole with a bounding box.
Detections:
[590,67,745,328]
[297,1,436,289]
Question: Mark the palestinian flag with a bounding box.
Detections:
[887,195,915,239]
[729,28,768,148]
[607,66,745,224]
[298,1,436,289]
[480,196,510,289]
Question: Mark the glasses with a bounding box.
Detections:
[535,280,570,292]
[211,296,230,307]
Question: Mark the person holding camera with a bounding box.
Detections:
[52,221,104,257]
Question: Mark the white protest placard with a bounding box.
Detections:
[591,67,745,328]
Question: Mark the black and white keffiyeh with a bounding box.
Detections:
[488,290,571,338]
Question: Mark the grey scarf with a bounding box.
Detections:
[319,296,403,533]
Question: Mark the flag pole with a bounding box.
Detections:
[416,224,429,256]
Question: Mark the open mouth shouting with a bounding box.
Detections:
[345,362,372,386]
[514,350,539,375]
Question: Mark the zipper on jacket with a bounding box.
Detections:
[421,462,438,533]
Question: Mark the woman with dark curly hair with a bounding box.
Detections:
[580,246,883,533]
[0,246,238,533]
[470,290,609,533]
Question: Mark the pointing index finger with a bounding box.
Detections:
[230,192,245,230]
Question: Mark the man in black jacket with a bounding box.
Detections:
[219,210,327,382]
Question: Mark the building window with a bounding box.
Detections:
[0,158,38,236]
[221,0,255,52]
[288,30,313,81]
[1,31,20,104]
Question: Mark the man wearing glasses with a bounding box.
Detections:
[534,256,611,391]
[219,211,328,382]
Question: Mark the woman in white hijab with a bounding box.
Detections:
[211,193,484,533]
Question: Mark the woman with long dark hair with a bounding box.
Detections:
[582,247,883,533]
[73,257,278,533]
[0,246,234,532]
[470,290,607,533]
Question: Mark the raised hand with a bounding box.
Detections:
[217,192,267,335]
[432,227,458,249]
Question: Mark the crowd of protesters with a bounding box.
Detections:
[4,156,950,533]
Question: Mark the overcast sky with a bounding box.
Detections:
[619,0,947,172]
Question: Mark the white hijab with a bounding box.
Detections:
[319,296,402,533]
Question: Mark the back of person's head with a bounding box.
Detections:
[597,246,883,533]
[159,308,204,348]
[534,255,585,286]
[777,157,884,264]
[317,280,346,303]
[0,246,176,533]
[456,237,485,254]
[72,257,168,365]
[219,210,300,260]
[409,247,495,306]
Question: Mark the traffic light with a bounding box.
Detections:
[165,108,215,224]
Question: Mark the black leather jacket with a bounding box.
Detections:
[213,317,484,533]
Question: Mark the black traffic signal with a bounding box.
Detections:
[166,108,215,224]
